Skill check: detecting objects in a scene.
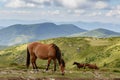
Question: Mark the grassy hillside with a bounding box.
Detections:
[70,28,120,38]
[0,37,120,70]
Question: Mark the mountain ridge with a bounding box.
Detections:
[71,21,120,33]
[70,28,120,38]
[0,22,86,46]
[0,22,120,46]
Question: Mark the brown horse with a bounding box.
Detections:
[85,63,99,70]
[73,62,85,69]
[26,42,65,75]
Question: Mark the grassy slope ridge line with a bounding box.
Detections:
[0,37,120,69]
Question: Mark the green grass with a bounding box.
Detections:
[0,37,120,69]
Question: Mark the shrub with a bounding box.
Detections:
[9,63,18,66]
[113,69,120,73]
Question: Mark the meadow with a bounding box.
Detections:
[0,37,120,79]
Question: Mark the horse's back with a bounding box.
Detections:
[27,42,57,59]
[28,42,42,47]
[36,43,57,59]
[27,42,42,53]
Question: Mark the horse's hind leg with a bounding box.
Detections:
[31,56,37,69]
[34,57,38,70]
[46,58,51,71]
[34,61,38,69]
[53,59,56,71]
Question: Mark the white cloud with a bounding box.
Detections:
[32,0,51,3]
[94,1,108,9]
[74,10,85,14]
[4,0,109,10]
[106,10,120,17]
[52,10,60,15]
[105,5,120,17]
[0,10,31,15]
[87,12,103,17]
[46,10,61,16]
[5,0,36,8]
[56,0,87,9]
[2,0,120,23]
[67,9,104,17]
[5,0,54,8]
[54,0,109,9]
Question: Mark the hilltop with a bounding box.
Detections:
[70,28,120,38]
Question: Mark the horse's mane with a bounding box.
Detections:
[61,58,65,67]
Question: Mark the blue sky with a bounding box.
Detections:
[0,0,120,27]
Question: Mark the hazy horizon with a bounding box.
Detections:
[0,20,120,33]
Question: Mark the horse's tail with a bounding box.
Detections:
[26,47,30,68]
[52,44,61,64]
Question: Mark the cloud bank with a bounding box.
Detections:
[0,0,120,24]
[4,0,109,9]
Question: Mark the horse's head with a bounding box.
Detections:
[60,58,65,75]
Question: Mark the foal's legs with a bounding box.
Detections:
[46,58,51,71]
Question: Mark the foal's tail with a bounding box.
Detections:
[26,47,30,68]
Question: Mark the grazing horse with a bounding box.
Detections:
[85,63,99,70]
[26,42,65,75]
[73,62,85,69]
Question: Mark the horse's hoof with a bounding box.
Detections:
[45,70,49,73]
[61,73,64,76]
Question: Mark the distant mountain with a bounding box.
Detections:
[0,26,4,30]
[70,28,120,38]
[0,45,8,50]
[0,22,86,45]
[59,21,120,33]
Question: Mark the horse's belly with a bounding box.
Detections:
[36,54,47,60]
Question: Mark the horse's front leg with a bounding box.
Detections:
[46,58,51,71]
[53,59,56,71]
